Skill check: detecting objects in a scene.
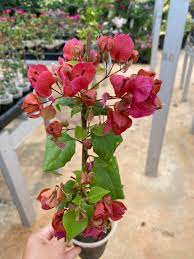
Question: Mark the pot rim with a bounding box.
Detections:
[72,221,117,248]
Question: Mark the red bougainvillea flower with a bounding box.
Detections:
[104,110,132,135]
[62,62,96,97]
[28,64,57,97]
[110,201,127,221]
[62,76,89,97]
[57,62,72,82]
[35,70,57,98]
[81,89,97,106]
[110,69,162,119]
[52,210,66,239]
[71,62,96,83]
[101,92,110,107]
[110,34,134,63]
[46,121,63,138]
[127,95,162,118]
[114,94,132,115]
[21,93,43,118]
[83,196,126,240]
[82,225,105,240]
[27,64,48,88]
[124,69,162,118]
[128,75,154,103]
[90,50,100,65]
[93,195,127,222]
[93,201,110,221]
[110,75,130,98]
[63,38,84,61]
[37,188,58,210]
[98,36,114,52]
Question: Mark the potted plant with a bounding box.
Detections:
[22,33,162,258]
[0,79,13,115]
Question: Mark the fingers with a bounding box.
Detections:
[65,246,81,259]
[38,225,55,240]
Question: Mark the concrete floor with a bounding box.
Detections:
[0,51,194,259]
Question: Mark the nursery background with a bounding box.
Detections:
[0,0,194,258]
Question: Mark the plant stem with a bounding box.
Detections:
[81,105,88,170]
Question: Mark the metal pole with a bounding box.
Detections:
[145,0,190,177]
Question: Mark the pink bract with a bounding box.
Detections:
[104,110,132,135]
[35,70,57,97]
[63,38,84,61]
[110,34,134,63]
[98,36,114,52]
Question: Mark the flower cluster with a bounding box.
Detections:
[21,33,162,242]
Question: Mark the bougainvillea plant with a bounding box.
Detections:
[22,33,162,242]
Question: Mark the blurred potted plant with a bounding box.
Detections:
[22,33,162,258]
[2,60,23,103]
[0,76,13,115]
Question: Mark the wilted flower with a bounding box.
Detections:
[21,93,43,118]
[104,110,132,135]
[52,210,66,239]
[41,105,56,120]
[111,201,127,221]
[46,121,63,138]
[37,188,57,210]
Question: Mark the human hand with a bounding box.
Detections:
[23,226,81,259]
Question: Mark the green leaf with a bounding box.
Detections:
[57,98,75,108]
[93,102,108,116]
[55,103,61,111]
[75,126,87,140]
[72,197,94,220]
[81,202,94,220]
[43,133,76,171]
[72,196,82,206]
[73,170,83,183]
[67,61,78,66]
[92,156,124,200]
[91,129,123,160]
[71,105,82,117]
[88,186,110,204]
[64,180,75,193]
[57,194,73,211]
[91,124,105,136]
[63,210,88,241]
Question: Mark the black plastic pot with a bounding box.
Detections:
[0,93,13,116]
[79,241,108,259]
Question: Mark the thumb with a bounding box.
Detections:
[65,246,81,259]
[39,226,55,240]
